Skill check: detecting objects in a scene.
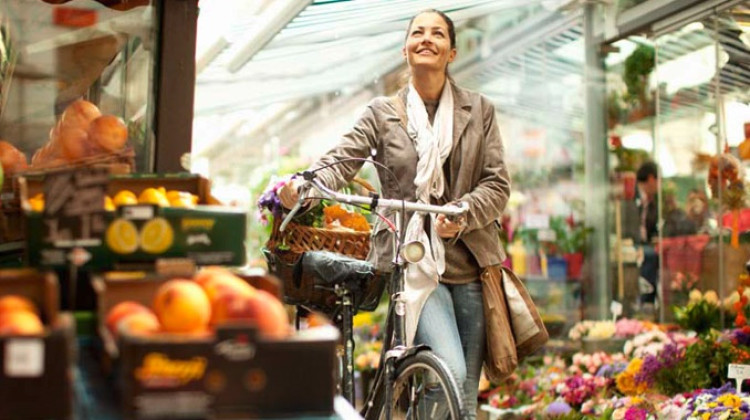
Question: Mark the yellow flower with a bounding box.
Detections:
[353,312,373,328]
[701,413,710,420]
[707,402,718,408]
[718,393,741,409]
[630,396,643,405]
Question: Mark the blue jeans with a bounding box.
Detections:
[414,281,485,419]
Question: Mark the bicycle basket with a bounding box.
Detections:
[263,217,383,315]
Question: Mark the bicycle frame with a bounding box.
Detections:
[280,171,466,418]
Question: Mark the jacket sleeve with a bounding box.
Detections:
[310,99,380,191]
[458,97,511,232]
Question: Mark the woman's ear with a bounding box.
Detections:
[448,48,457,63]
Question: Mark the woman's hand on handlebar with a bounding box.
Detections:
[278,177,306,209]
[435,214,466,239]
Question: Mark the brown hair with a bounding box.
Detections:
[405,9,456,50]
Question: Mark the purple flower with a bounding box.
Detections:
[635,354,662,387]
[634,342,684,387]
[730,328,750,346]
[545,401,572,416]
[257,180,287,219]
[597,361,628,378]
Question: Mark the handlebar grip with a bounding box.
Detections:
[279,181,311,232]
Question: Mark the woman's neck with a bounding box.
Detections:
[411,71,447,102]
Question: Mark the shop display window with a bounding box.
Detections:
[606,5,750,323]
[0,0,157,175]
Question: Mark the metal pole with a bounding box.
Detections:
[583,1,611,320]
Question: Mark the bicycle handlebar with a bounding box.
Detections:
[279,171,468,232]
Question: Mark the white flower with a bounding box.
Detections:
[703,290,719,305]
[689,289,703,304]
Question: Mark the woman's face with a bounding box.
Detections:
[403,12,456,74]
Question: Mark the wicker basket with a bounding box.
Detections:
[264,216,383,315]
[266,216,370,261]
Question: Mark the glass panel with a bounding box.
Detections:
[653,16,722,324]
[460,18,587,339]
[605,35,658,319]
[610,3,750,325]
[0,0,157,176]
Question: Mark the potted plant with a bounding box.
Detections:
[623,43,655,121]
[551,215,593,279]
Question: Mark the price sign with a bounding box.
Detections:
[524,214,549,229]
[5,339,44,377]
[610,300,623,321]
[42,167,109,250]
[728,364,750,392]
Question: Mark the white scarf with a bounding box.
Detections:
[402,81,454,346]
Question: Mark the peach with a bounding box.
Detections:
[116,311,160,338]
[0,311,44,335]
[152,279,211,334]
[58,127,102,161]
[195,267,255,302]
[105,301,152,336]
[212,289,289,339]
[89,115,128,152]
[0,141,28,175]
[60,99,101,132]
[0,295,38,315]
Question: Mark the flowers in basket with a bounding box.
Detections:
[257,178,371,232]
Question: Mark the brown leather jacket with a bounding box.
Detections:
[311,82,511,272]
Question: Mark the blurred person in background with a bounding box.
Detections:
[279,9,510,418]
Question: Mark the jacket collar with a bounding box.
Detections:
[396,80,472,149]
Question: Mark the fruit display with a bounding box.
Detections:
[23,174,248,268]
[0,270,74,420]
[0,141,28,176]
[0,294,44,335]
[30,99,130,169]
[103,266,290,341]
[24,187,199,212]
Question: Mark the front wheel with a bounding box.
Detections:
[376,350,464,420]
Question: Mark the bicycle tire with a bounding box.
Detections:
[367,350,464,420]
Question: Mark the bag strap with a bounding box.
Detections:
[389,95,407,129]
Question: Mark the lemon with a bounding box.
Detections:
[138,188,170,207]
[140,217,174,254]
[106,219,139,254]
[113,190,138,206]
[167,190,198,208]
[104,196,115,211]
[28,193,44,212]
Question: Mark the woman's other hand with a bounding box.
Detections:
[435,214,465,238]
[278,178,304,209]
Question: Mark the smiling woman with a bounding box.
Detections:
[277,8,511,419]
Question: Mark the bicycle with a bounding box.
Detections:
[273,169,467,420]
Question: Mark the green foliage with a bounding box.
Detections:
[654,335,735,395]
[623,43,655,101]
[672,300,722,336]
[549,216,594,255]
